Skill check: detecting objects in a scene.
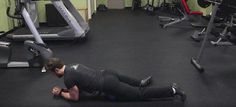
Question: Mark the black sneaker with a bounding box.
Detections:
[172,83,186,102]
[140,76,152,87]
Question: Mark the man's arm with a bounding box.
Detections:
[60,85,79,101]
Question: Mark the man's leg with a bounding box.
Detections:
[142,86,174,99]
[102,74,184,101]
[142,83,186,101]
[102,74,143,100]
[103,69,152,87]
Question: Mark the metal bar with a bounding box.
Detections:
[195,4,219,61]
[62,0,90,33]
[22,7,44,44]
[52,0,85,37]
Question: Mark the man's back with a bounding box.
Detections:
[64,64,104,93]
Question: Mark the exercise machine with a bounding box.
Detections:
[159,0,168,11]
[210,1,236,46]
[159,0,179,13]
[143,0,155,13]
[0,40,52,71]
[190,0,235,42]
[159,0,203,28]
[190,0,212,42]
[0,1,53,71]
[191,0,236,72]
[0,31,4,36]
[132,0,141,11]
[6,0,89,41]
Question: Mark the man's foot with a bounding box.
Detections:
[172,83,186,102]
[140,76,152,87]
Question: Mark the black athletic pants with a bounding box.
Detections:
[101,69,174,101]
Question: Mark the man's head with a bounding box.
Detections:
[45,58,65,78]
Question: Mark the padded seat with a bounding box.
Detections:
[190,11,203,15]
[159,0,203,28]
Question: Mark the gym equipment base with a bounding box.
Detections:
[191,58,204,73]
[6,26,81,41]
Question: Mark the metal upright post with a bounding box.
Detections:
[191,2,219,72]
[22,7,44,44]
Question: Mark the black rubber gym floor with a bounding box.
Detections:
[1,9,236,107]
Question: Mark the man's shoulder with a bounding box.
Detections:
[65,64,79,73]
[64,64,80,79]
[69,64,80,70]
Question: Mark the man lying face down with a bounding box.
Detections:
[45,58,186,102]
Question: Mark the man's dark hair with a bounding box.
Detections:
[45,58,64,72]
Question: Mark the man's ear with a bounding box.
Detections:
[55,68,60,73]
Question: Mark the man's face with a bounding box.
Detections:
[54,69,63,78]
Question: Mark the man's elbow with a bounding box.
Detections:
[70,94,79,101]
[73,96,79,101]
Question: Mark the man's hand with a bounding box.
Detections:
[51,85,79,101]
[52,86,62,96]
